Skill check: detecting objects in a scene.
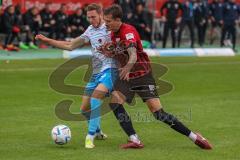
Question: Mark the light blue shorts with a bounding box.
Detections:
[84,68,118,96]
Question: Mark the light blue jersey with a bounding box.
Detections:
[80,23,117,74]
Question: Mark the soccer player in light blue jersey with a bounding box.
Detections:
[36,3,118,148]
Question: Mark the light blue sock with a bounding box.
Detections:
[80,108,101,133]
[88,98,102,135]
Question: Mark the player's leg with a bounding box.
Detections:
[177,21,185,48]
[92,68,120,140]
[80,95,103,134]
[85,68,118,148]
[80,95,90,118]
[171,22,177,48]
[145,98,212,149]
[110,91,138,141]
[202,22,207,45]
[162,22,170,48]
[81,80,103,130]
[109,80,144,149]
[188,21,195,48]
[220,25,227,47]
[134,72,212,149]
[210,22,222,45]
[230,25,236,51]
[85,83,109,148]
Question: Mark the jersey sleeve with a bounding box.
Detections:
[122,27,138,49]
[79,26,90,42]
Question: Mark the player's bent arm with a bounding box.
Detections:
[119,47,137,80]
[126,47,137,69]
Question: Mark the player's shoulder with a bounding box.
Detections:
[85,25,94,32]
[121,23,137,33]
[120,23,139,41]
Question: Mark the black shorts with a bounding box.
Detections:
[114,72,159,104]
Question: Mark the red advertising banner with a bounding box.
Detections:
[2,0,113,13]
[1,0,240,14]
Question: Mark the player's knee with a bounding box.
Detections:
[91,84,109,99]
[145,98,162,112]
[80,105,89,112]
[91,91,106,99]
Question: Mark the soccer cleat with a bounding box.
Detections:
[19,43,29,50]
[194,132,213,150]
[85,136,95,149]
[29,43,38,49]
[95,131,107,140]
[6,44,19,51]
[120,140,144,149]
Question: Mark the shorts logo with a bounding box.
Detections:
[149,85,157,95]
[149,85,156,91]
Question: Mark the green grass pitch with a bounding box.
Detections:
[0,56,240,160]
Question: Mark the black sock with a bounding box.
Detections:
[153,109,191,137]
[109,103,136,136]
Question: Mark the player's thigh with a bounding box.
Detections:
[80,96,91,111]
[99,68,118,92]
[145,98,162,113]
[93,68,119,99]
[110,91,126,105]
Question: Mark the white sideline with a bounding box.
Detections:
[1,61,240,72]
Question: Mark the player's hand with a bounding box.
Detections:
[35,34,50,44]
[119,64,132,81]
[97,42,116,57]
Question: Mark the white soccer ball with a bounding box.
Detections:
[51,125,71,145]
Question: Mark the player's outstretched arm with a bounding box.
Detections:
[35,34,85,51]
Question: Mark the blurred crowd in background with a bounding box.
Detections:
[0,0,239,51]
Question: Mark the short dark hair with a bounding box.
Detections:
[86,3,102,14]
[103,4,123,20]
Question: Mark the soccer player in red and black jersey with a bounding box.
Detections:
[103,4,213,149]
